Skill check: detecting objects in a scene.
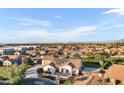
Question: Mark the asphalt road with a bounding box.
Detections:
[21,78,58,85]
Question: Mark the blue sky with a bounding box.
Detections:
[0,8,124,43]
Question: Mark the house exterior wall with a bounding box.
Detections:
[59,65,72,74]
[0,49,3,55]
[43,65,56,74]
[14,52,21,56]
[110,78,116,85]
[3,49,15,55]
[3,60,12,66]
[42,60,51,66]
[72,68,79,75]
[122,81,124,85]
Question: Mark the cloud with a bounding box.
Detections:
[56,16,61,19]
[0,25,96,43]
[103,8,124,15]
[103,24,124,30]
[18,22,33,26]
[12,17,53,27]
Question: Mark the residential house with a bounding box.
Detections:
[7,55,21,65]
[42,56,82,76]
[57,59,82,75]
[3,48,15,55]
[0,55,9,61]
[43,63,57,74]
[0,49,3,55]
[40,50,46,55]
[42,56,54,66]
[104,64,124,85]
[14,51,21,56]
[3,60,13,66]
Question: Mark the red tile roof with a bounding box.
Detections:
[69,59,81,69]
[42,56,54,62]
[104,64,124,81]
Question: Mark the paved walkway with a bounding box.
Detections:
[73,76,93,85]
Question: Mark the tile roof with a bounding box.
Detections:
[7,55,18,59]
[43,56,81,70]
[42,56,54,62]
[104,64,124,81]
[68,59,81,69]
[54,59,81,69]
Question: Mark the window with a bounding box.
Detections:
[66,69,69,73]
[8,63,10,65]
[61,68,64,73]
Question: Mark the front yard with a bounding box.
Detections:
[37,68,76,85]
[59,77,75,85]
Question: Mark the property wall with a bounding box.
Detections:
[81,71,101,77]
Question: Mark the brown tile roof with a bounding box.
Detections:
[68,59,81,69]
[7,55,18,59]
[55,59,81,69]
[49,63,57,68]
[104,64,124,81]
[54,58,65,65]
[55,61,69,68]
[42,56,54,62]
[0,55,17,59]
[42,56,81,70]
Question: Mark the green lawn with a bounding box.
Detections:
[59,77,75,85]
[42,76,56,81]
[82,57,124,68]
[39,75,75,85]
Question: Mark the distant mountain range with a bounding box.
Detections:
[0,39,124,45]
[101,39,124,43]
[114,39,124,43]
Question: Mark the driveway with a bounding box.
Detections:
[24,65,42,78]
[23,65,58,85]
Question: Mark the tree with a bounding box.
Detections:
[73,54,81,59]
[22,57,33,65]
[87,52,95,62]
[0,64,29,84]
[29,47,34,50]
[37,68,44,74]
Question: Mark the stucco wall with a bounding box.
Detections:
[59,65,72,74]
[43,65,56,74]
[42,60,51,66]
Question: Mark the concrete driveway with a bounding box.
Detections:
[23,65,58,85]
[24,65,42,78]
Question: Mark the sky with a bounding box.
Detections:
[0,8,124,43]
